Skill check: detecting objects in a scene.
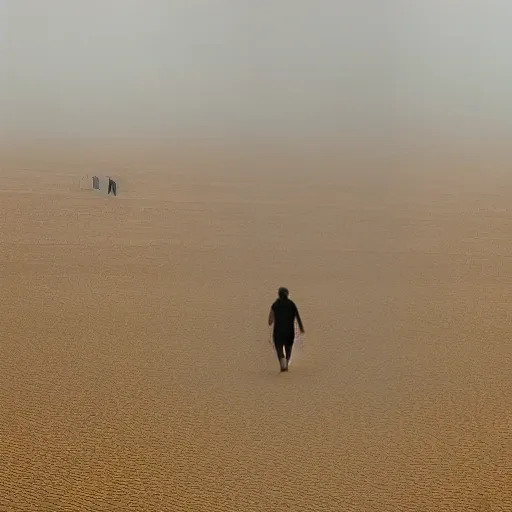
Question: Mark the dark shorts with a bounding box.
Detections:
[273,332,295,347]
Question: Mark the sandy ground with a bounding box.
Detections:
[1,152,512,511]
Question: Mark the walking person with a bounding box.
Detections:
[268,287,305,372]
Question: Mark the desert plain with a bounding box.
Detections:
[1,144,511,511]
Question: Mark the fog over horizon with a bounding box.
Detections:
[1,1,511,149]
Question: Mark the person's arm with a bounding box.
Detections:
[295,304,305,333]
[268,308,275,327]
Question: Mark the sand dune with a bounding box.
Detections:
[1,156,511,511]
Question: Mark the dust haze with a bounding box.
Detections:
[1,1,511,147]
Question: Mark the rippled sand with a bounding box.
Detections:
[1,155,512,511]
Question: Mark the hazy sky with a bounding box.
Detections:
[1,1,511,142]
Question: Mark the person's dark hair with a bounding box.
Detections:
[278,287,289,300]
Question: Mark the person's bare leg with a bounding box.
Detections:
[283,344,293,370]
[274,341,287,371]
[285,344,293,367]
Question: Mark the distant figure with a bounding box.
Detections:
[268,287,305,372]
[92,176,100,190]
[107,176,117,196]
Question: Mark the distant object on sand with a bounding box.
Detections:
[107,176,117,196]
[80,175,119,196]
[80,175,94,190]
